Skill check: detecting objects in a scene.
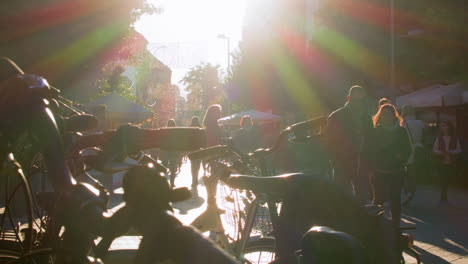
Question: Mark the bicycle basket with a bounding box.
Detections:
[217,181,273,243]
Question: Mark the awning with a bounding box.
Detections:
[395,82,465,108]
[218,110,281,126]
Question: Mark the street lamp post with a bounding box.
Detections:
[217,34,231,77]
[390,0,395,91]
[217,34,231,115]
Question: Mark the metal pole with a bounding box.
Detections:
[226,37,231,115]
[227,37,231,76]
[390,0,395,91]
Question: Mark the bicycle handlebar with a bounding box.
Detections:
[187,116,326,162]
[69,127,207,157]
[63,114,98,133]
[187,145,229,161]
[250,116,326,159]
[288,116,327,134]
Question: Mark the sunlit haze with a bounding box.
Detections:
[134,0,246,95]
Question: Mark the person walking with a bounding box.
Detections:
[189,116,202,196]
[160,119,181,188]
[203,104,226,147]
[202,104,226,175]
[370,104,411,226]
[327,85,374,202]
[232,115,260,154]
[432,120,461,204]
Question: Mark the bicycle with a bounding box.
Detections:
[188,117,421,264]
[1,58,237,264]
[187,145,275,264]
[182,118,328,263]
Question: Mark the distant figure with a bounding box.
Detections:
[366,97,395,203]
[203,104,226,147]
[189,116,202,196]
[432,121,461,204]
[167,119,176,127]
[401,105,425,203]
[327,85,374,202]
[202,105,226,176]
[160,119,181,188]
[370,104,411,226]
[232,115,260,154]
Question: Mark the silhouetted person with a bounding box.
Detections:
[370,104,411,226]
[203,104,226,147]
[202,104,226,176]
[432,120,461,204]
[189,116,202,196]
[232,115,260,154]
[160,119,181,188]
[327,85,373,202]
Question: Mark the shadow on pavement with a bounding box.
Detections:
[412,245,452,264]
[401,186,468,263]
[173,196,205,215]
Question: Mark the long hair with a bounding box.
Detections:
[378,97,391,108]
[372,103,404,127]
[203,104,222,128]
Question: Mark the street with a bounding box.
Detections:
[105,160,468,263]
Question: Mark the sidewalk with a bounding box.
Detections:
[401,186,468,263]
[107,161,468,263]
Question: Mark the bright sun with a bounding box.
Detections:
[136,0,246,43]
[134,0,246,89]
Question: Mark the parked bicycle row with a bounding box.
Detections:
[1,57,421,263]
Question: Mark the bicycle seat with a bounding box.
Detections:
[226,173,309,197]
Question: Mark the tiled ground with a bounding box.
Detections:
[104,161,467,263]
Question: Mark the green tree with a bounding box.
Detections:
[133,50,170,101]
[93,62,150,110]
[182,63,224,111]
[0,0,158,100]
[96,63,132,96]
[312,0,468,88]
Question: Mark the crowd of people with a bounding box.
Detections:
[327,85,462,227]
[153,85,462,228]
[154,104,263,196]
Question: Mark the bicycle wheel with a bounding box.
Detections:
[238,237,276,264]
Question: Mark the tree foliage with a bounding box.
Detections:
[313,0,468,87]
[0,0,158,100]
[133,49,169,102]
[96,63,132,96]
[230,0,467,116]
[93,62,150,110]
[182,63,224,111]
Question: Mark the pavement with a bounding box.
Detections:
[104,160,468,263]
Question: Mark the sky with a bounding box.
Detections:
[134,0,247,96]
